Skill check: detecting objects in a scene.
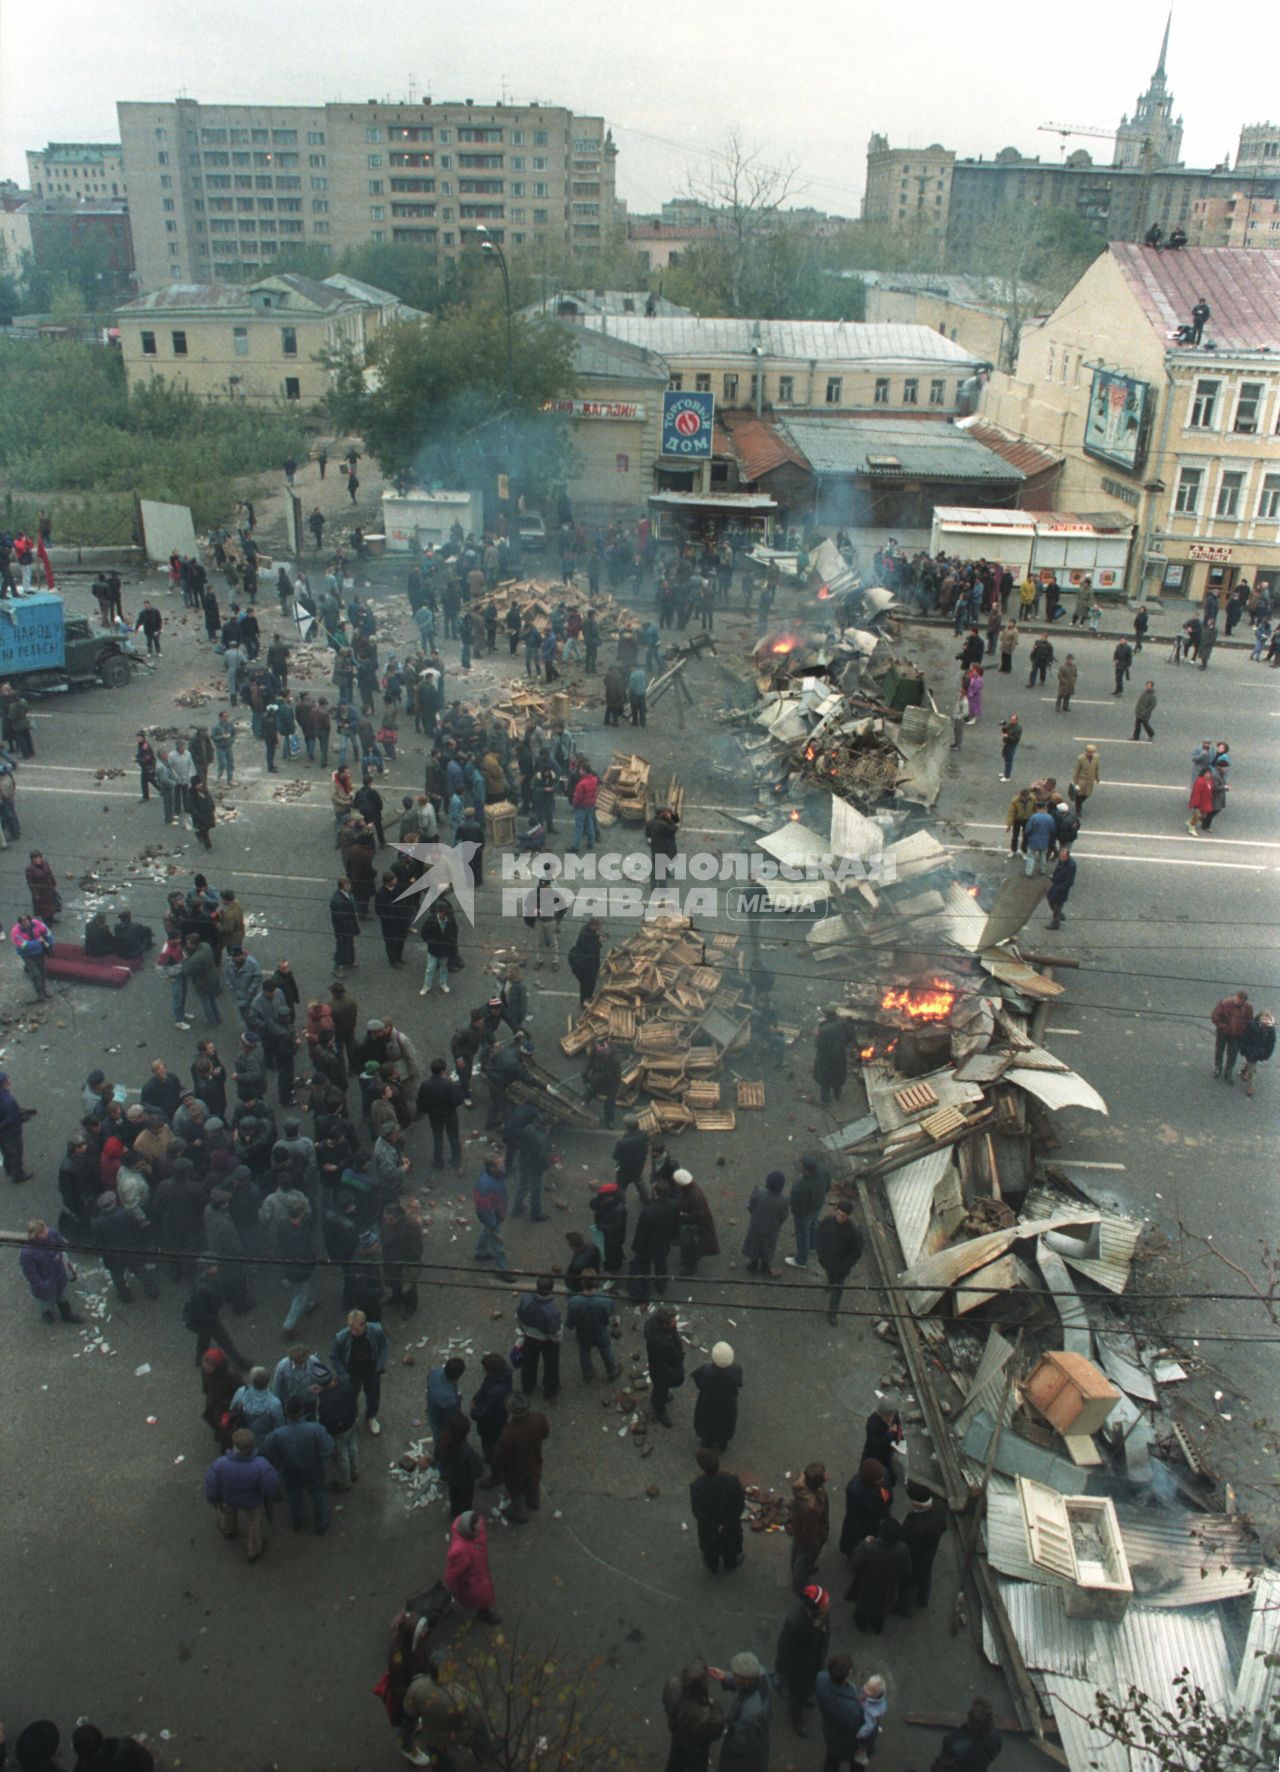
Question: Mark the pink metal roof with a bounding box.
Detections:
[1111,243,1280,352]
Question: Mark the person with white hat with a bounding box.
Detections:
[706,1653,772,1772]
[673,1167,719,1274]
[693,1342,743,1453]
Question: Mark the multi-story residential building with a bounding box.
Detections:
[574,315,985,418]
[115,271,415,404]
[26,142,126,201]
[984,244,1280,602]
[1235,124,1280,170]
[0,196,133,285]
[861,137,954,245]
[118,97,620,291]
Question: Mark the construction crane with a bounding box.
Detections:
[1038,122,1156,240]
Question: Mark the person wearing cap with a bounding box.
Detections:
[263,1395,335,1534]
[204,1425,280,1562]
[707,1652,772,1772]
[775,1583,831,1735]
[582,1034,621,1127]
[673,1168,719,1274]
[662,1659,727,1772]
[788,1463,830,1594]
[693,1342,743,1453]
[689,1447,746,1574]
[591,1180,628,1274]
[900,1480,949,1609]
[19,1219,84,1325]
[815,1652,867,1771]
[489,1392,550,1524]
[443,1509,502,1623]
[1239,1009,1276,1099]
[89,1190,158,1304]
[516,1276,562,1400]
[1069,744,1101,820]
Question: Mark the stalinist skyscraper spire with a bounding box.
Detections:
[1115,14,1184,168]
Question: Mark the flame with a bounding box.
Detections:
[817,585,832,601]
[787,807,801,822]
[967,885,981,898]
[803,745,817,762]
[880,979,957,1022]
[859,1037,898,1063]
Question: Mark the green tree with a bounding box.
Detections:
[254,241,336,282]
[325,305,574,495]
[949,203,1100,368]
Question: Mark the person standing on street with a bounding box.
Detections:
[1112,639,1133,694]
[1023,804,1057,877]
[1211,990,1253,1083]
[815,1653,867,1772]
[19,1219,84,1323]
[1069,745,1101,819]
[204,1426,279,1562]
[645,1301,685,1426]
[565,1275,619,1382]
[787,1462,830,1593]
[709,1653,772,1772]
[1239,1011,1276,1099]
[1132,681,1157,741]
[443,1510,502,1623]
[815,1202,862,1326]
[689,1447,746,1574]
[329,1307,387,1436]
[473,1153,512,1279]
[784,1154,829,1271]
[900,1479,949,1608]
[1055,653,1077,713]
[774,1584,831,1738]
[1133,604,1149,652]
[329,877,359,970]
[1027,633,1054,687]
[264,1397,335,1535]
[693,1342,743,1452]
[489,1392,549,1524]
[9,913,53,1000]
[1005,785,1036,856]
[515,1275,562,1400]
[998,714,1022,782]
[812,1008,853,1105]
[662,1660,726,1772]
[1046,848,1077,930]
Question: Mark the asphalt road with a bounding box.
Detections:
[1,569,1035,1772]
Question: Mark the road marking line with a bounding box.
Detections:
[949,842,1268,873]
[963,822,1280,850]
[1045,1027,1083,1036]
[1064,1160,1127,1171]
[1038,698,1114,707]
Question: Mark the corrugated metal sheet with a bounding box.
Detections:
[1109,1604,1232,1709]
[986,1483,1066,1584]
[958,1329,1017,1432]
[720,409,810,479]
[990,1579,1097,1676]
[980,952,1066,1000]
[1112,242,1280,353]
[778,416,1020,481]
[962,1409,1091,1493]
[1233,1571,1280,1744]
[957,416,1064,477]
[1034,1242,1094,1358]
[866,1064,984,1134]
[1006,1066,1109,1115]
[884,1146,955,1268]
[1058,1214,1143,1295]
[578,314,983,365]
[1114,1507,1261,1607]
[895,710,953,807]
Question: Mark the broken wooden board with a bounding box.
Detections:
[954,1252,1019,1314]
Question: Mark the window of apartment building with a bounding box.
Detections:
[210,219,235,233]
[369,180,384,194]
[439,130,451,144]
[512,130,524,144]
[233,327,249,356]
[534,182,548,198]
[459,127,502,143]
[308,154,326,168]
[669,374,684,392]
[391,151,434,168]
[511,155,525,170]
[276,152,299,168]
[193,201,204,213]
[233,152,250,166]
[1174,466,1203,512]
[440,156,451,170]
[165,220,177,234]
[370,205,385,221]
[281,326,298,357]
[278,220,303,235]
[168,246,180,261]
[259,238,279,256]
[1233,382,1264,433]
[171,330,187,355]
[1216,470,1244,518]
[1189,378,1220,428]
[272,129,297,145]
[277,176,300,189]
[255,176,273,189]
[253,152,271,168]
[1258,473,1280,519]
[366,127,381,143]
[284,377,301,401]
[251,129,268,144]
[237,197,254,212]
[391,126,433,143]
[156,151,169,165]
[460,179,504,194]
[511,182,525,197]
[929,377,946,405]
[513,232,526,246]
[258,198,275,212]
[160,174,172,189]
[874,377,890,405]
[307,130,326,145]
[512,209,526,222]
[572,203,599,216]
[695,373,712,392]
[903,378,919,404]
[314,221,330,235]
[206,175,231,188]
[368,154,383,168]
[228,129,248,145]
[778,375,794,402]
[311,198,329,213]
[238,220,257,233]
[154,126,167,141]
[533,208,549,223]
[204,151,229,168]
[534,130,549,146]
[279,198,301,212]
[533,156,548,171]
[163,198,175,212]
[202,128,228,144]
[235,176,253,190]
[311,176,328,191]
[140,331,156,356]
[826,376,843,404]
[723,373,738,400]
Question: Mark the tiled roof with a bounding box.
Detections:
[577,314,983,366]
[778,415,1024,482]
[1111,243,1280,351]
[718,409,809,479]
[957,416,1063,477]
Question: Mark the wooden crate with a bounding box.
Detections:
[694,1108,737,1132]
[485,800,517,847]
[608,1006,637,1041]
[920,1104,968,1141]
[560,1022,600,1057]
[691,966,722,993]
[654,1102,694,1132]
[636,1022,679,1051]
[895,1081,940,1115]
[737,1081,766,1110]
[709,932,740,950]
[685,1049,719,1073]
[685,1079,721,1109]
[636,1106,661,1135]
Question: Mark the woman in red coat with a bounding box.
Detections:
[1187,768,1215,835]
[443,1511,501,1623]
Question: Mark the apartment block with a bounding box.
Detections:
[118,97,620,291]
[26,142,125,201]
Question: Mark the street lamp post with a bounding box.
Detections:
[476,224,518,563]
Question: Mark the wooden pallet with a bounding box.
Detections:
[654,1102,695,1132]
[636,1106,661,1135]
[920,1104,969,1141]
[684,1048,719,1073]
[690,966,722,993]
[608,1006,637,1041]
[636,1022,680,1051]
[560,1021,601,1057]
[737,1081,766,1110]
[685,1080,721,1109]
[895,1081,940,1115]
[709,932,739,950]
[694,1108,737,1133]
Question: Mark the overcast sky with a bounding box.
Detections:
[2,0,1268,213]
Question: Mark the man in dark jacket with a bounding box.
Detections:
[568,917,604,1006]
[692,1342,742,1451]
[812,1009,853,1104]
[689,1447,745,1573]
[815,1203,863,1325]
[645,807,680,880]
[204,1426,279,1561]
[1239,1010,1276,1099]
[583,1035,621,1126]
[787,1462,830,1593]
[662,1660,726,1772]
[900,1478,949,1607]
[1046,847,1077,930]
[784,1154,830,1270]
[1211,990,1254,1083]
[264,1396,335,1534]
[611,1116,651,1202]
[644,1301,685,1426]
[815,1653,865,1768]
[630,1182,679,1302]
[515,1274,562,1399]
[417,1057,464,1168]
[329,877,360,969]
[774,1585,831,1735]
[591,1182,627,1274]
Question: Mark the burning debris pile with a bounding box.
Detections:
[560,918,754,1134]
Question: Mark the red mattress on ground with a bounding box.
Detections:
[44,941,141,989]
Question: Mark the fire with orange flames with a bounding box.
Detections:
[879,978,957,1022]
[768,632,802,656]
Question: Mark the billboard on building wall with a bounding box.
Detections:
[1082,368,1152,473]
[661,389,715,459]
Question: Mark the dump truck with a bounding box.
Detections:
[0,591,141,691]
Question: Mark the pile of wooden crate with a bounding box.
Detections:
[559,918,765,1134]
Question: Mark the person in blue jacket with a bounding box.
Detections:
[815,1652,866,1769]
[329,1307,388,1436]
[1022,806,1057,877]
[204,1426,280,1561]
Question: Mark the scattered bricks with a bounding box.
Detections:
[645,1484,660,1498]
[397,1454,418,1473]
[874,1320,897,1342]
[401,1353,416,1366]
